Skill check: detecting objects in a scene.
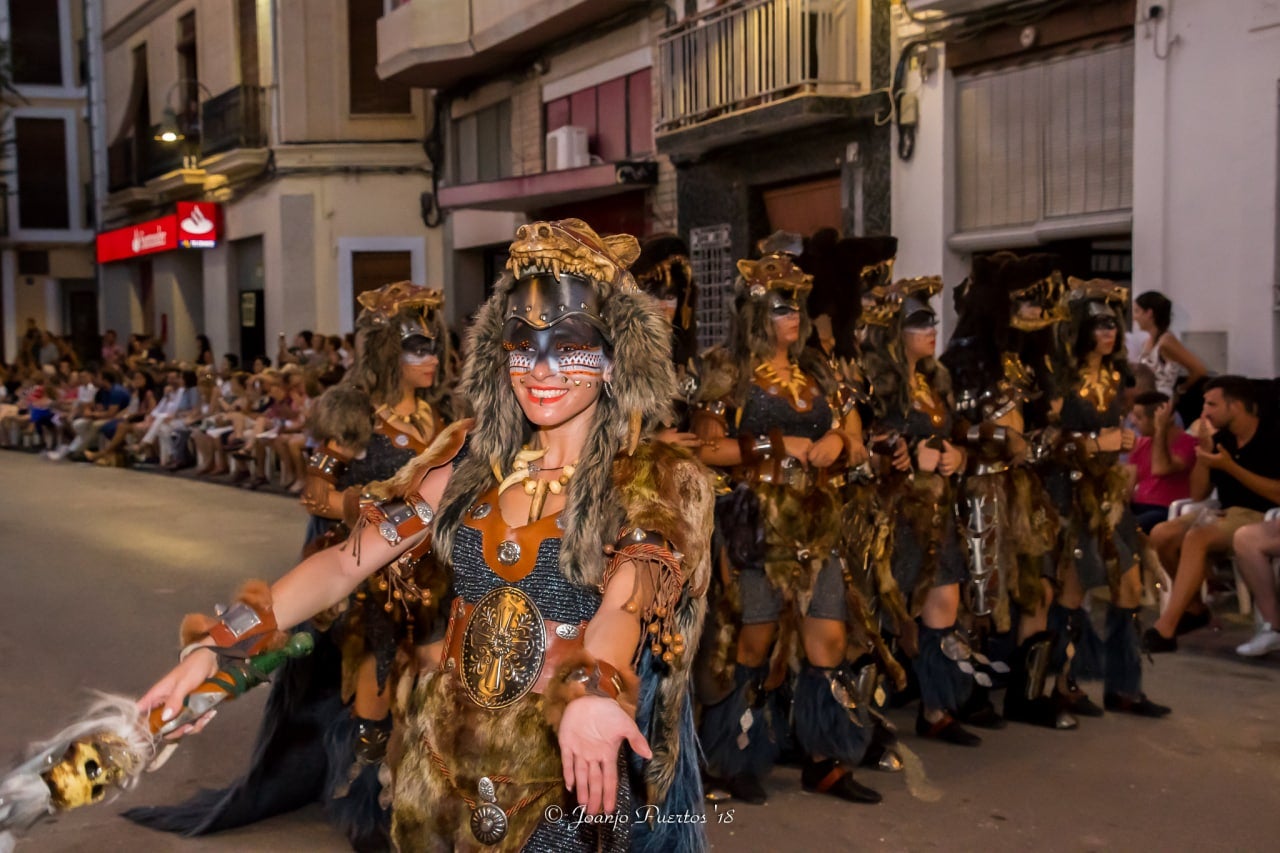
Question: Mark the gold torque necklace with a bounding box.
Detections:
[497,447,578,524]
[755,359,809,407]
[378,398,435,441]
[1078,364,1120,412]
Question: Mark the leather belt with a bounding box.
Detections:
[439,595,622,706]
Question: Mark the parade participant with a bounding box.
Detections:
[632,234,702,449]
[126,281,454,851]
[942,253,1076,730]
[1046,279,1169,718]
[863,275,1003,746]
[695,233,887,806]
[137,218,714,852]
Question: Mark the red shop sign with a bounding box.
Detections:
[96,202,222,263]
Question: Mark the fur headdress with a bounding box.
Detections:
[309,282,451,450]
[633,234,699,369]
[944,253,1065,408]
[803,235,897,360]
[1065,275,1130,372]
[432,220,678,589]
[862,276,948,421]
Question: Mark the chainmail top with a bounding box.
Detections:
[338,430,417,490]
[881,405,951,442]
[451,523,602,625]
[734,382,832,441]
[1060,385,1123,432]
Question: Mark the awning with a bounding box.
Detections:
[438,161,656,212]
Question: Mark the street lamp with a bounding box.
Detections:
[153,78,214,165]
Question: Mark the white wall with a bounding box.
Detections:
[890,43,967,338]
[1132,0,1280,377]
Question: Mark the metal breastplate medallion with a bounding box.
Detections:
[461,586,547,709]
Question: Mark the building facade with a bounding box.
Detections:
[376,0,679,323]
[96,0,445,364]
[892,0,1280,376]
[0,0,97,364]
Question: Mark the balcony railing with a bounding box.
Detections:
[201,85,268,157]
[656,0,864,134]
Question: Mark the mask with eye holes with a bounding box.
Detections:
[501,274,610,383]
[400,312,439,365]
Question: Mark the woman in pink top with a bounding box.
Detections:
[1128,391,1198,532]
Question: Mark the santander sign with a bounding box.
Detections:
[97,202,222,263]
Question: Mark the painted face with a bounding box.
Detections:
[903,325,937,360]
[1093,317,1117,355]
[503,316,608,427]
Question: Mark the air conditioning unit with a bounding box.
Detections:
[546,126,589,172]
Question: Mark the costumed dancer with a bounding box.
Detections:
[942,253,1076,730]
[126,282,454,851]
[138,218,714,852]
[695,233,886,806]
[806,235,909,772]
[632,234,702,435]
[862,276,1004,747]
[1045,279,1170,718]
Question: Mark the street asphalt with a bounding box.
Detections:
[1,451,1277,852]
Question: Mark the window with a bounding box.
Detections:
[451,100,512,185]
[177,12,200,133]
[8,0,63,86]
[237,0,260,86]
[347,0,411,114]
[955,42,1133,233]
[14,117,71,230]
[544,68,653,162]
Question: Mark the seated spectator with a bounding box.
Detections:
[1129,392,1198,533]
[157,370,201,468]
[135,371,186,462]
[46,370,98,459]
[65,368,131,458]
[1231,518,1280,656]
[86,369,157,465]
[1146,376,1280,651]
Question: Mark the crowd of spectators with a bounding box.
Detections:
[0,322,359,493]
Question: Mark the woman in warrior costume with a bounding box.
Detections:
[863,276,1004,747]
[694,233,886,806]
[127,282,454,852]
[632,235,703,452]
[942,253,1077,730]
[1045,280,1170,719]
[139,218,714,852]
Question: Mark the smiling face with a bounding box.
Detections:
[503,315,608,428]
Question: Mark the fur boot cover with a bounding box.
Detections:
[793,663,871,766]
[698,663,780,780]
[1103,604,1143,697]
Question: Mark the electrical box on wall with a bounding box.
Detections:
[546,126,589,171]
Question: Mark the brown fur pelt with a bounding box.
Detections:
[838,480,910,687]
[432,272,676,592]
[889,471,955,615]
[696,346,739,406]
[1053,450,1131,596]
[179,580,287,653]
[693,548,742,705]
[611,440,713,807]
[308,386,375,450]
[361,418,473,503]
[392,670,565,853]
[541,647,642,730]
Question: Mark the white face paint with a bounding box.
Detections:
[503,317,609,426]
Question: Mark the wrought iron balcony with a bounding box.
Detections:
[201,85,268,157]
[656,0,869,137]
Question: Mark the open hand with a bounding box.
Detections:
[1195,445,1235,472]
[559,697,652,815]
